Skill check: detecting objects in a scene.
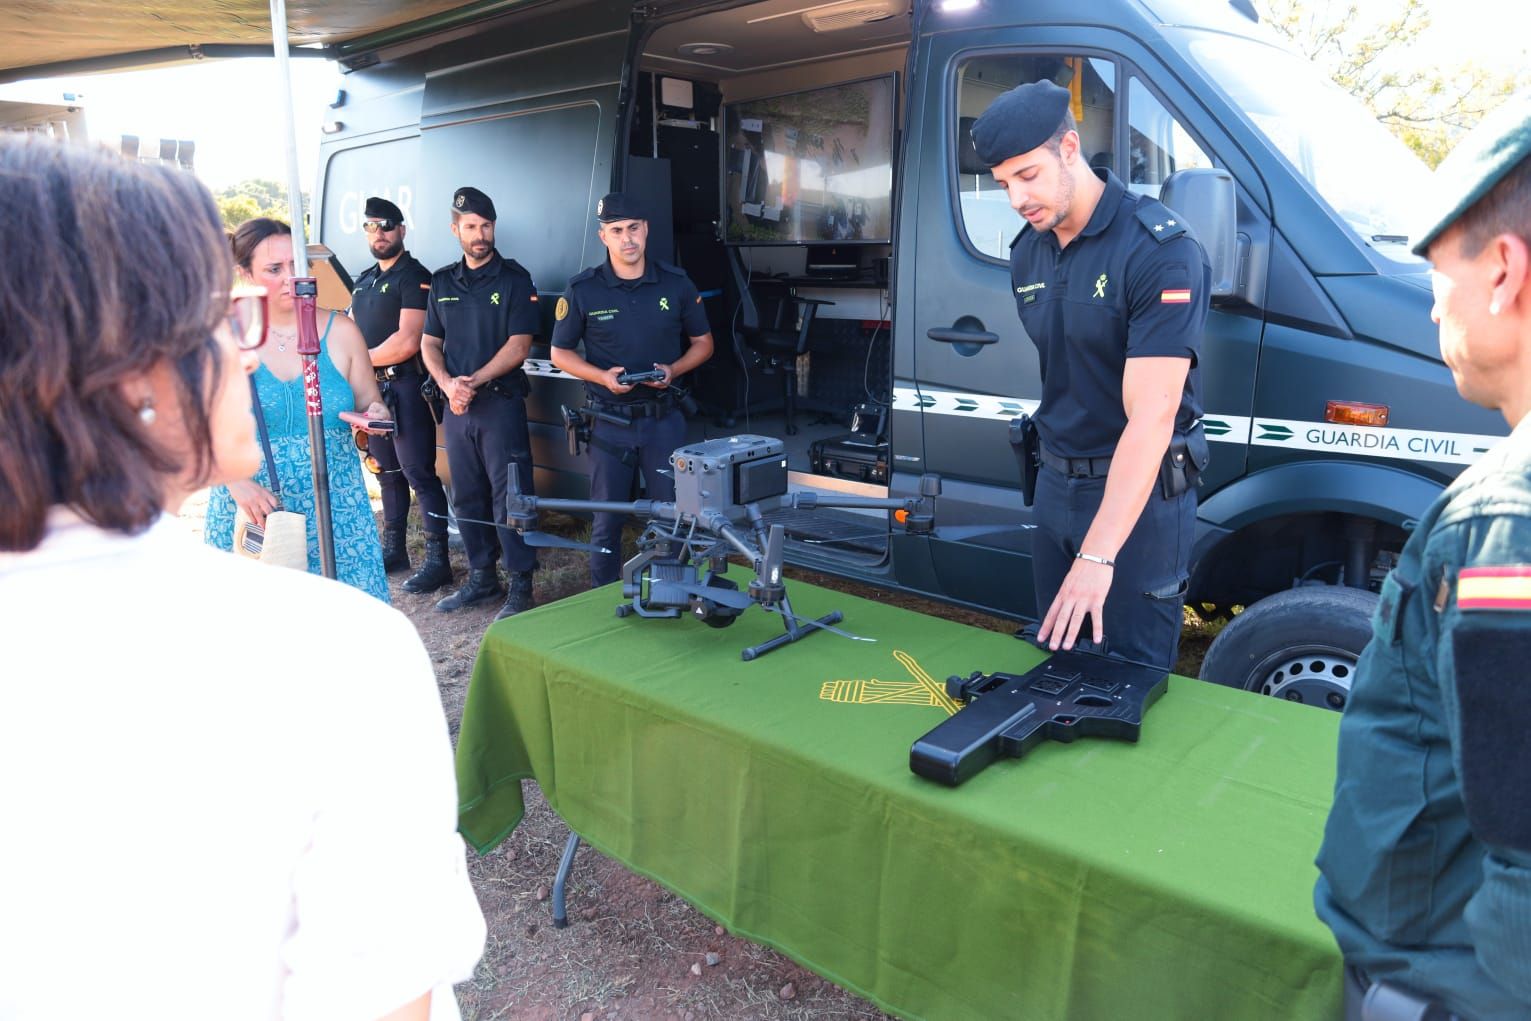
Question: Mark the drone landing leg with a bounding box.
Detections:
[740,596,845,661]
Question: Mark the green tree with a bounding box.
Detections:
[214,179,311,232]
[1261,0,1526,166]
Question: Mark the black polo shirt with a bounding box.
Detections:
[1010,169,1209,459]
[549,258,710,404]
[351,251,431,355]
[423,250,540,380]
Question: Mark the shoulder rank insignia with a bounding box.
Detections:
[1135,203,1188,244]
[1457,565,1531,610]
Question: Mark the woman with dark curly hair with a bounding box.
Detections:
[0,137,484,1020]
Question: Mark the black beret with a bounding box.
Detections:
[452,186,496,221]
[596,192,646,223]
[971,80,1072,168]
[1412,91,1531,256]
[363,196,403,223]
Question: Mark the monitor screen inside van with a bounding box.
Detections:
[722,74,895,246]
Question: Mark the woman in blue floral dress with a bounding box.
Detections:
[205,219,393,602]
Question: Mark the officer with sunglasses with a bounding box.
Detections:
[350,197,454,595]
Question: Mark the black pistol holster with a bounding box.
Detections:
[566,401,639,467]
[1159,421,1210,499]
[1010,414,1041,506]
[562,404,590,457]
[419,377,445,424]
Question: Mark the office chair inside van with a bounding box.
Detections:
[726,247,833,436]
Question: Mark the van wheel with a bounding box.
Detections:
[1199,586,1377,712]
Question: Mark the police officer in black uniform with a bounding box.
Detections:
[971,81,1211,668]
[549,193,714,587]
[348,196,453,594]
[421,186,541,619]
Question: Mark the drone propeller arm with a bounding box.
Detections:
[780,474,940,533]
[704,515,761,562]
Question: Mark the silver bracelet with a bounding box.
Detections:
[1076,552,1115,568]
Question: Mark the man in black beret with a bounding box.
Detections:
[420,186,543,619]
[972,79,1211,669]
[347,196,453,594]
[550,192,714,587]
[1315,93,1531,1021]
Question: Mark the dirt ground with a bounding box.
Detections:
[380,512,1224,1020]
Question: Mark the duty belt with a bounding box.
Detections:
[481,373,531,400]
[590,396,675,420]
[1038,444,1113,479]
[374,356,424,382]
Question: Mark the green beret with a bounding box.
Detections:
[971,80,1071,168]
[1412,91,1531,256]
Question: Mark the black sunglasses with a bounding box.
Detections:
[363,219,400,234]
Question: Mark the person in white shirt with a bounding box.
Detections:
[0,135,485,1020]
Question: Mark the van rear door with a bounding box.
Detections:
[318,0,634,306]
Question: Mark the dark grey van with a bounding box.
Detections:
[315,0,1505,706]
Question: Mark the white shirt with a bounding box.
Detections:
[0,511,486,1020]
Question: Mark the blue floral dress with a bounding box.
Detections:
[205,327,391,604]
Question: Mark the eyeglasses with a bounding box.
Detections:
[363,219,400,234]
[228,287,268,350]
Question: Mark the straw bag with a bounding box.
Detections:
[233,375,309,572]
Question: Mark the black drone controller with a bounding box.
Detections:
[616,368,667,386]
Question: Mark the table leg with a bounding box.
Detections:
[551,830,581,928]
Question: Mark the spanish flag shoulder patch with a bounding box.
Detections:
[1160,289,1191,304]
[1458,565,1531,611]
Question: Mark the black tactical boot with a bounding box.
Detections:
[435,568,503,612]
[380,523,410,574]
[404,533,453,594]
[494,571,537,621]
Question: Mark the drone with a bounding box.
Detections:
[500,434,942,661]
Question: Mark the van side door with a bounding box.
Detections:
[902,20,1270,618]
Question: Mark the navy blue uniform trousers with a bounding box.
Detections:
[588,407,685,586]
[1031,465,1195,669]
[443,389,537,573]
[371,372,449,535]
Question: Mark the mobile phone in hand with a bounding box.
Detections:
[339,411,395,434]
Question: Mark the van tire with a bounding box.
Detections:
[1199,586,1377,712]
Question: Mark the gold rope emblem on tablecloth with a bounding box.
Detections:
[819,650,961,716]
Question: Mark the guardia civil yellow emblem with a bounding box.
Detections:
[555,296,570,320]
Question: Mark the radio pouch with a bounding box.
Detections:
[1159,422,1211,499]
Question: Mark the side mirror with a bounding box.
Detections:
[1161,168,1237,298]
[306,243,356,312]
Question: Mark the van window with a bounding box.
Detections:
[1126,77,1212,199]
[954,54,1117,259]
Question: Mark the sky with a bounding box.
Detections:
[0,0,1526,197]
[2,56,342,194]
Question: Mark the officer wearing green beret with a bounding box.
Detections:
[1315,93,1531,1020]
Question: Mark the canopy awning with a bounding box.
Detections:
[0,0,546,82]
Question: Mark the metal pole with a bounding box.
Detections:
[269,0,336,578]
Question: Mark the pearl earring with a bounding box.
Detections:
[1489,301,1502,316]
[138,398,157,425]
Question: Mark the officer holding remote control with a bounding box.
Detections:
[550,192,714,587]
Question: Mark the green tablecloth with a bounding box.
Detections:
[457,578,1343,1021]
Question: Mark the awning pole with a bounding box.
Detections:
[269,0,338,579]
